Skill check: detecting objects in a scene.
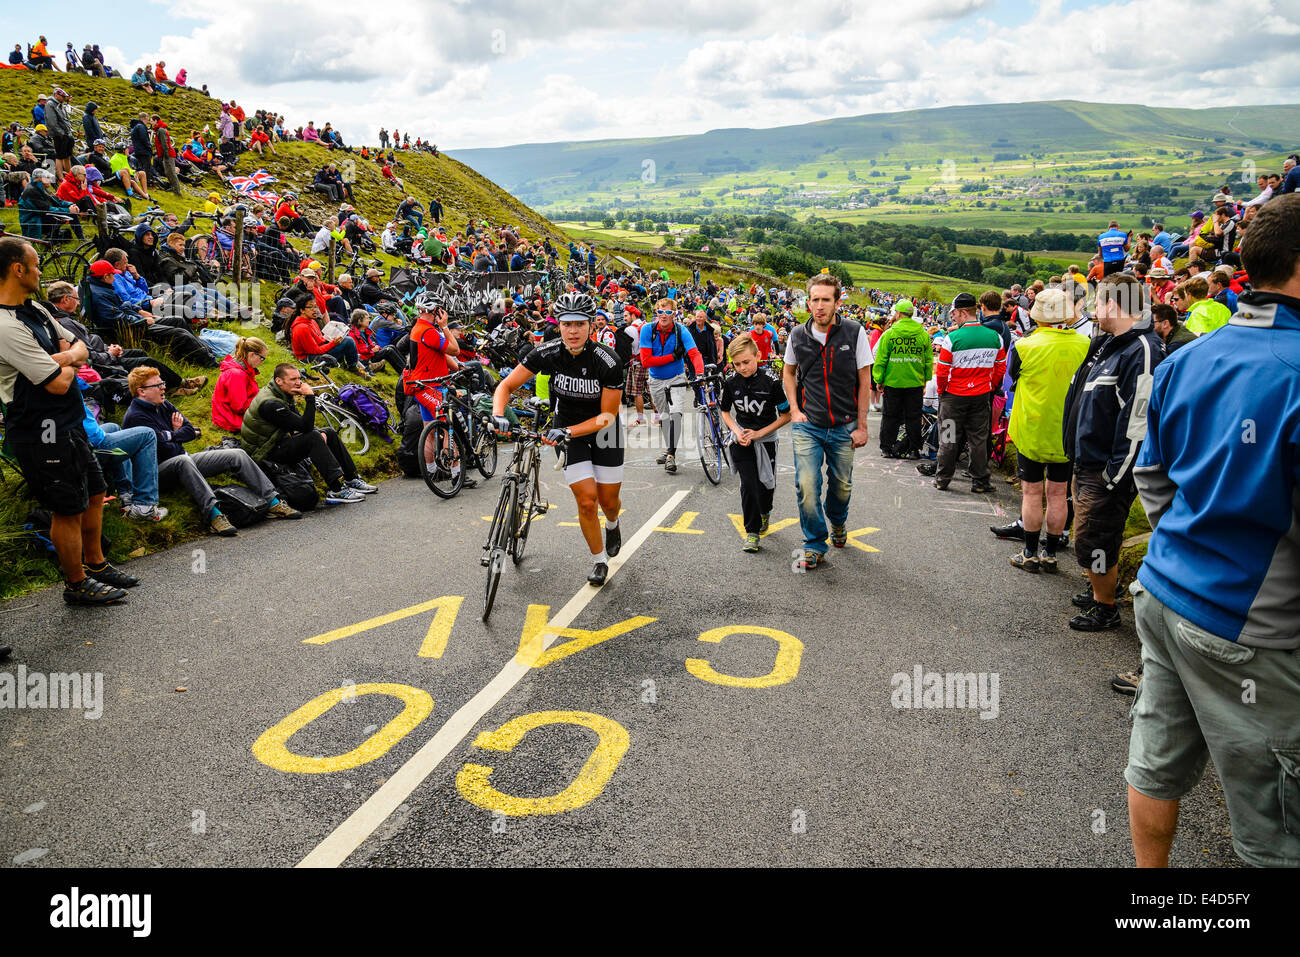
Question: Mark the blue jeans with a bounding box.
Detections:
[326,337,359,368]
[98,423,160,505]
[791,421,855,554]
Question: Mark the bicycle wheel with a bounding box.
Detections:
[420,420,465,498]
[43,249,92,288]
[474,420,498,479]
[697,408,723,485]
[481,477,517,622]
[318,401,370,456]
[512,478,536,566]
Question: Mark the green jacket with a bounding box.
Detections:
[240,380,298,462]
[872,316,933,388]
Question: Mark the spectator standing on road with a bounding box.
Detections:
[1061,273,1162,632]
[0,237,134,605]
[1005,288,1089,573]
[1125,194,1300,868]
[781,273,872,570]
[873,298,932,459]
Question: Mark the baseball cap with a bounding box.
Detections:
[88,260,117,277]
[92,137,107,147]
[893,298,915,315]
[52,87,68,98]
[950,292,978,310]
[275,297,296,312]
[1029,288,1072,325]
[1190,209,1204,220]
[34,124,47,132]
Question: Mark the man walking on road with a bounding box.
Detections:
[1125,195,1300,867]
[919,292,1006,493]
[782,273,872,570]
[639,299,704,474]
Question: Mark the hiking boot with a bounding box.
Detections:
[830,525,848,548]
[1072,590,1096,609]
[83,561,139,588]
[1038,552,1059,573]
[665,454,677,473]
[655,452,667,465]
[1009,550,1040,573]
[991,520,1023,539]
[797,550,828,571]
[970,479,993,494]
[172,385,200,397]
[1111,666,1143,695]
[743,533,760,553]
[605,523,621,558]
[916,462,937,476]
[209,512,238,537]
[759,512,770,534]
[1069,602,1121,632]
[182,375,209,391]
[932,478,950,491]
[587,561,609,586]
[345,477,378,494]
[268,501,302,519]
[63,577,127,605]
[125,503,169,521]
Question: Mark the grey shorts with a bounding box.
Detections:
[1125,586,1300,867]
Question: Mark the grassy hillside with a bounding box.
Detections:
[454,99,1300,234]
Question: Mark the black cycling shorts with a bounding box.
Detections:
[11,428,107,516]
[1017,454,1073,484]
[561,420,624,485]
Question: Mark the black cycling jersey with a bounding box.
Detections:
[720,367,788,431]
[522,338,623,427]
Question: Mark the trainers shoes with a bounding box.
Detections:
[1072,590,1096,609]
[345,477,378,494]
[916,462,937,476]
[209,512,238,536]
[1111,666,1143,695]
[665,454,677,473]
[830,525,848,548]
[759,512,770,534]
[970,479,993,493]
[1069,602,1121,631]
[172,385,200,397]
[655,453,667,465]
[83,561,139,588]
[991,520,1023,539]
[797,550,828,571]
[126,503,169,521]
[326,487,366,504]
[1009,550,1040,573]
[1038,552,1058,573]
[743,533,760,553]
[932,478,950,491]
[268,501,302,519]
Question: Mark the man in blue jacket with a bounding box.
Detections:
[1124,195,1300,869]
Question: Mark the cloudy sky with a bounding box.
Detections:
[10,0,1300,150]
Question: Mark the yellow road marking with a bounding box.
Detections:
[515,607,657,668]
[455,711,630,816]
[252,683,434,774]
[655,510,705,534]
[727,513,799,539]
[685,626,804,689]
[301,596,463,659]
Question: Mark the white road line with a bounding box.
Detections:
[297,487,692,868]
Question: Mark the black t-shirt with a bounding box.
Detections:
[720,367,788,430]
[522,338,622,427]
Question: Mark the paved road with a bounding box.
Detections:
[0,412,1236,867]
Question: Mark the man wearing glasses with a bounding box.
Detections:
[639,299,704,474]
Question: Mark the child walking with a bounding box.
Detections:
[719,333,791,553]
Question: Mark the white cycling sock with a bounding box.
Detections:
[592,550,607,566]
[604,517,619,531]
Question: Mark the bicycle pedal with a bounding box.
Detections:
[535,503,549,514]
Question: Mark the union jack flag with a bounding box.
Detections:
[228,169,278,193]
[244,189,279,205]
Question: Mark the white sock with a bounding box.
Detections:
[604,517,619,531]
[592,550,607,565]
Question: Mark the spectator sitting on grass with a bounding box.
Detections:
[1178,275,1231,336]
[79,382,169,521]
[121,365,301,536]
[85,255,218,370]
[289,297,362,374]
[349,308,405,375]
[212,336,268,432]
[239,362,375,504]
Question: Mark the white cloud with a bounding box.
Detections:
[87,0,1300,150]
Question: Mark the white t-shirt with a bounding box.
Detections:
[783,320,873,370]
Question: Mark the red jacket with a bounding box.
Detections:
[211,354,259,431]
[348,325,378,362]
[152,122,176,158]
[290,314,337,359]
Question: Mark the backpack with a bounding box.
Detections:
[259,459,319,511]
[211,484,270,527]
[395,401,424,478]
[337,384,394,441]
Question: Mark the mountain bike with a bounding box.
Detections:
[303,361,371,455]
[671,365,726,485]
[481,399,566,622]
[407,363,498,499]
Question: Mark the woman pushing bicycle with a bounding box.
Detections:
[491,291,625,586]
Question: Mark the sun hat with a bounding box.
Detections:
[1029,288,1072,325]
